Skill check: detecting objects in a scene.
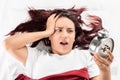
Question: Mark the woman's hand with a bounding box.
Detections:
[45,14,59,36]
[92,49,114,80]
[93,49,114,71]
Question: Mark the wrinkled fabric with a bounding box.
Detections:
[15,68,89,80]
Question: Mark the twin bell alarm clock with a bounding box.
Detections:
[89,29,114,58]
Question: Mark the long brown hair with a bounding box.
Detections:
[7,7,103,49]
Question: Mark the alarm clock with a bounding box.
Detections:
[89,29,114,58]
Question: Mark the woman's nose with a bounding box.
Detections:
[61,31,68,38]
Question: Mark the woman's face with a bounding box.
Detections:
[49,17,75,55]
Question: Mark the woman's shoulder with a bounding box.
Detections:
[27,45,49,55]
[26,45,50,61]
[73,48,92,60]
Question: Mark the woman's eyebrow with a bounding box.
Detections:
[55,26,74,30]
[55,27,63,29]
[56,26,73,29]
[67,28,74,30]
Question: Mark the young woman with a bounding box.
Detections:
[3,8,113,80]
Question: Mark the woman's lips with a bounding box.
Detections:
[60,42,68,45]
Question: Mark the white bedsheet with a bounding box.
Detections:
[0,0,120,79]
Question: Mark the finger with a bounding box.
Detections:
[96,53,112,65]
[48,14,57,21]
[93,54,109,66]
[93,55,104,67]
[47,13,60,25]
[106,49,114,59]
[106,49,114,62]
[94,54,106,63]
[46,14,59,33]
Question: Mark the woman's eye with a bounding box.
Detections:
[56,29,62,32]
[68,29,73,33]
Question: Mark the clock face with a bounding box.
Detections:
[89,37,114,58]
[96,38,114,58]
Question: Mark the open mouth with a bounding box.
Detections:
[60,42,68,46]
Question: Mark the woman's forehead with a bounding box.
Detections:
[55,17,75,29]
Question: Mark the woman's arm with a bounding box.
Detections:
[4,31,51,50]
[3,31,51,65]
[91,49,113,80]
[3,14,58,65]
[90,70,111,80]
